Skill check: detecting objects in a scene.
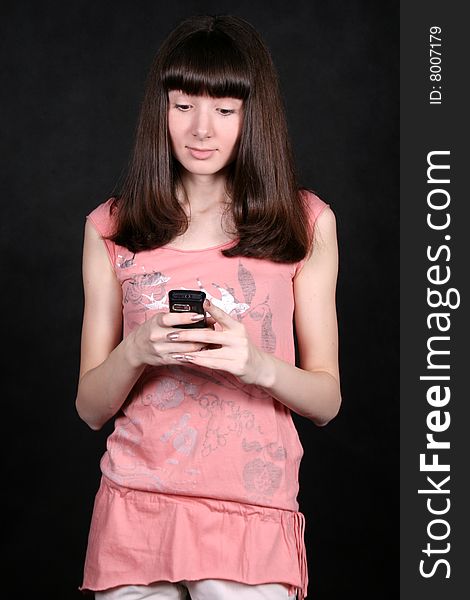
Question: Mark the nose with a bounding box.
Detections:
[192,107,212,140]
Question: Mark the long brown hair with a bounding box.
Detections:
[109,14,312,262]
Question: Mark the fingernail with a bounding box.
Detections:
[191,314,205,321]
[167,332,179,340]
[204,299,211,308]
[182,354,194,361]
[171,354,184,360]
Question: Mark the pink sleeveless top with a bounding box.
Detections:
[81,191,328,599]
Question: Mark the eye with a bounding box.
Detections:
[175,104,192,111]
[217,108,236,116]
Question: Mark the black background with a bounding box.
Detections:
[1,1,398,598]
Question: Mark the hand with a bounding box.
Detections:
[167,299,272,386]
[127,310,209,368]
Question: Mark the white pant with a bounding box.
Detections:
[95,579,296,599]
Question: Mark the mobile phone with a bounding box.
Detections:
[169,290,207,329]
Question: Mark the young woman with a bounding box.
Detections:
[76,14,341,600]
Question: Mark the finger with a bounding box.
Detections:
[164,342,208,353]
[156,311,206,328]
[192,346,233,358]
[203,299,237,328]
[171,347,233,367]
[205,316,216,327]
[166,329,228,346]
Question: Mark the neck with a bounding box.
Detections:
[177,169,231,215]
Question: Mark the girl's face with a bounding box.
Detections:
[167,90,244,177]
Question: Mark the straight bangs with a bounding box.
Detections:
[161,31,251,100]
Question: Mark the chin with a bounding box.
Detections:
[178,162,229,177]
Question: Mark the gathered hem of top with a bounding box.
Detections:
[80,477,308,598]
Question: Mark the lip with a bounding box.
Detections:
[186,147,217,160]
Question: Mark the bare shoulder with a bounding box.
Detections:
[295,205,338,281]
[312,205,338,249]
[82,218,117,279]
[83,216,108,252]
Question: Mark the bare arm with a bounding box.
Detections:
[170,206,342,426]
[258,205,342,425]
[75,220,145,430]
[75,220,207,430]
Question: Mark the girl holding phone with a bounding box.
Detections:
[76,14,341,600]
